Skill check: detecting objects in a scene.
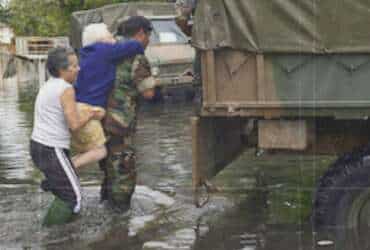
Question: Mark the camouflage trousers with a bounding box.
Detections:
[100,133,137,211]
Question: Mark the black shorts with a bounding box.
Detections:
[30,140,82,213]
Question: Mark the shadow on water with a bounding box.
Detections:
[1,77,370,249]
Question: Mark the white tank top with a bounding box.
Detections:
[31,77,72,149]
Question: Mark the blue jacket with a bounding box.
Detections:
[75,40,144,108]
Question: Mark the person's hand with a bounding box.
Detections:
[91,107,106,120]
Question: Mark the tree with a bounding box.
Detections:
[0,5,10,24]
[8,0,167,36]
[9,0,70,36]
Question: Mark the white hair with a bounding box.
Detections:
[82,23,111,47]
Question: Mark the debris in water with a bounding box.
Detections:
[317,240,334,247]
[128,215,155,237]
[142,241,174,249]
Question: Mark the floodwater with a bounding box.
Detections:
[0,77,366,250]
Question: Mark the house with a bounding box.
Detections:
[0,22,14,52]
[14,36,70,86]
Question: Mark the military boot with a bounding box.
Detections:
[109,150,137,212]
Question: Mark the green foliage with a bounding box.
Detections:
[8,0,169,36]
[0,5,11,24]
[9,0,69,36]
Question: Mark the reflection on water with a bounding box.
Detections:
[0,77,369,250]
[0,78,35,181]
[136,102,194,194]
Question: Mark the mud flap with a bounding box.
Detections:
[191,116,244,206]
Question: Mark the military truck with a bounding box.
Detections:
[70,3,195,99]
[191,0,370,238]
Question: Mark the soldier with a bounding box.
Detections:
[100,16,156,211]
[175,0,202,95]
[175,0,197,36]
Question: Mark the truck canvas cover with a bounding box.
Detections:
[192,0,370,53]
[70,3,175,49]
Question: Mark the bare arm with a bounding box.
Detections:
[60,87,93,132]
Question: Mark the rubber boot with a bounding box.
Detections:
[42,197,75,227]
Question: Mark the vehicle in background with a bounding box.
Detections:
[146,16,195,101]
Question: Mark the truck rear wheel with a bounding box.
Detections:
[313,146,370,240]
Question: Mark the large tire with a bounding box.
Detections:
[313,145,370,232]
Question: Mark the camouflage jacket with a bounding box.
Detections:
[104,54,155,136]
[175,0,197,36]
[175,0,197,18]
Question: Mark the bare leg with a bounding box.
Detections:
[72,145,107,169]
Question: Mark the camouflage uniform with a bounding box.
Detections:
[175,0,202,95]
[175,0,197,18]
[100,54,155,211]
[175,0,197,36]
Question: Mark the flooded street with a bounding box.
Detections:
[0,77,365,250]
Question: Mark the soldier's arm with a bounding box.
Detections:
[175,0,193,18]
[175,0,195,36]
[131,55,156,99]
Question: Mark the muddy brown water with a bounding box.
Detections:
[0,77,366,250]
